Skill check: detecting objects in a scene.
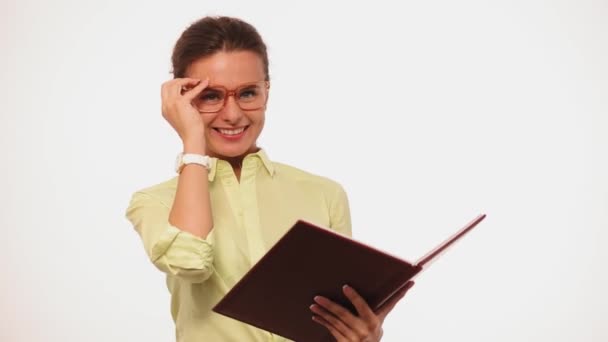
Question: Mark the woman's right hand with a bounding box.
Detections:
[161,78,210,152]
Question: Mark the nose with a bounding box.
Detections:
[218,95,244,124]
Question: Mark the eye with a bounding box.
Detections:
[238,88,259,99]
[200,90,222,102]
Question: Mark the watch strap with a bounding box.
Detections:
[175,153,211,173]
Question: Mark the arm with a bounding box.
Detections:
[163,77,214,239]
[126,191,215,283]
[125,77,216,283]
[169,143,213,239]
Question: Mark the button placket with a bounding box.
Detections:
[217,160,247,239]
[239,157,267,266]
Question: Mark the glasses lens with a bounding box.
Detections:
[194,88,225,112]
[236,83,266,110]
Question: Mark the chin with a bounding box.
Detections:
[209,144,256,158]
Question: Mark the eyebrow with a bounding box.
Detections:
[207,82,263,90]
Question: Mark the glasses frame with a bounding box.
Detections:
[195,80,270,113]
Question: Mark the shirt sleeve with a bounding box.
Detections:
[328,183,353,238]
[125,191,215,283]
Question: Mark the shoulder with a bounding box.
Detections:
[272,162,347,196]
[128,176,179,208]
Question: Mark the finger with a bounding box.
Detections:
[342,285,376,322]
[310,305,357,341]
[313,296,365,335]
[182,77,209,101]
[376,298,399,321]
[168,78,206,97]
[312,315,348,342]
[376,281,415,319]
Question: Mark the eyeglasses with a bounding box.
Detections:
[192,81,269,113]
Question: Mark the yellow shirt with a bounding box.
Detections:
[125,149,352,342]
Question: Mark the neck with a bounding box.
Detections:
[225,156,245,171]
[210,146,260,174]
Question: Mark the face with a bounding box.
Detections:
[185,50,268,159]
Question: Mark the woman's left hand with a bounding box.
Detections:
[310,281,415,342]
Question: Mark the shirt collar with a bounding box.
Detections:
[207,148,275,182]
[255,149,276,177]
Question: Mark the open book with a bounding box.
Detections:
[213,214,486,341]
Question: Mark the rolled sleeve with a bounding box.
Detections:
[126,191,215,283]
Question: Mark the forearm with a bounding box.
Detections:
[169,141,213,239]
[127,186,215,283]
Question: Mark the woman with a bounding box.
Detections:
[126,16,413,342]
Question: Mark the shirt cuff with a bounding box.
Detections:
[150,224,215,278]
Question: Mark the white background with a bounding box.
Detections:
[1,0,606,341]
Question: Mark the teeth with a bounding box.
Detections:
[218,127,245,135]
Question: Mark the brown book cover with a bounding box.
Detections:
[213,214,486,341]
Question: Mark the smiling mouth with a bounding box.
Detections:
[213,126,249,136]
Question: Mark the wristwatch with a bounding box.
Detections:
[175,153,212,173]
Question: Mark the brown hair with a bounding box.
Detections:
[171,16,269,80]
